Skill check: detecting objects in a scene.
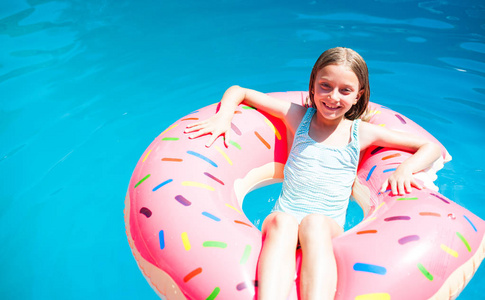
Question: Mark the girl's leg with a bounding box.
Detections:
[257,212,299,300]
[298,214,343,300]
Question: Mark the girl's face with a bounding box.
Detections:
[313,64,364,122]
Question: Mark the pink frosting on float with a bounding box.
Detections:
[125,91,485,300]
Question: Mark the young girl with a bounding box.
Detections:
[184,47,441,300]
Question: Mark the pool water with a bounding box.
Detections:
[1,0,484,299]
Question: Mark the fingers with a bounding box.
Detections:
[382,176,423,196]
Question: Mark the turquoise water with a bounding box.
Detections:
[1,0,484,299]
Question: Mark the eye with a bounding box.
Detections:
[340,88,353,94]
[320,83,331,90]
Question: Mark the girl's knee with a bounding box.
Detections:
[299,214,342,241]
[262,212,299,237]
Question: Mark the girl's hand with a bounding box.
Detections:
[380,165,423,195]
[184,113,232,148]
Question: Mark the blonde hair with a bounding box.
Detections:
[308,47,370,120]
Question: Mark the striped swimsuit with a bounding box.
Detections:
[272,108,361,228]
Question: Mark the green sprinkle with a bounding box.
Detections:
[397,197,418,201]
[206,287,220,300]
[417,263,433,281]
[134,174,150,188]
[203,241,227,248]
[229,140,241,150]
[161,137,179,141]
[456,232,471,252]
[242,106,256,110]
[240,245,251,265]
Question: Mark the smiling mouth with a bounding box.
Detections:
[322,101,341,110]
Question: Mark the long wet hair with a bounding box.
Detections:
[308,47,370,120]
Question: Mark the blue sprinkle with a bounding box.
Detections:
[153,179,173,192]
[366,165,377,181]
[383,168,397,173]
[159,230,165,250]
[464,215,477,232]
[353,263,387,275]
[202,211,221,222]
[187,151,218,167]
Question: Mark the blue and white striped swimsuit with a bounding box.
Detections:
[272,108,361,228]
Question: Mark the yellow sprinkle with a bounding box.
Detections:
[374,202,386,212]
[159,124,178,137]
[182,181,215,191]
[441,244,459,258]
[355,293,390,300]
[369,110,382,115]
[214,145,233,165]
[379,124,386,127]
[263,118,281,140]
[142,149,152,162]
[181,232,191,251]
[362,217,377,224]
[225,203,243,215]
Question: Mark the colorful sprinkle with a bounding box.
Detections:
[159,230,165,250]
[371,146,384,155]
[419,212,441,217]
[240,245,251,265]
[214,145,233,165]
[162,137,179,141]
[441,244,459,258]
[430,193,450,204]
[357,230,378,235]
[236,281,257,291]
[181,117,199,121]
[202,211,221,222]
[397,197,418,201]
[134,174,150,188]
[159,124,178,137]
[139,207,152,218]
[206,287,221,300]
[142,150,152,162]
[254,131,271,149]
[355,293,390,300]
[384,216,411,221]
[231,123,242,136]
[175,195,191,206]
[152,179,173,192]
[456,232,471,252]
[162,158,183,162]
[366,165,377,181]
[182,181,215,191]
[263,117,281,140]
[203,241,227,248]
[242,105,256,110]
[187,150,218,167]
[417,263,433,281]
[234,220,252,227]
[182,232,191,251]
[383,168,397,173]
[204,172,224,185]
[184,267,202,282]
[353,263,387,275]
[395,114,407,124]
[398,235,420,245]
[464,215,477,232]
[225,203,243,214]
[382,153,401,160]
[229,140,241,150]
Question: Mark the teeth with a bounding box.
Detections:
[323,102,339,109]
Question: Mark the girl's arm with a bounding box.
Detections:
[359,122,442,195]
[185,86,305,147]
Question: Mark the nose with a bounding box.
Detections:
[328,88,339,101]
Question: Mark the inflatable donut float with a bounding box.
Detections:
[124,91,485,299]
